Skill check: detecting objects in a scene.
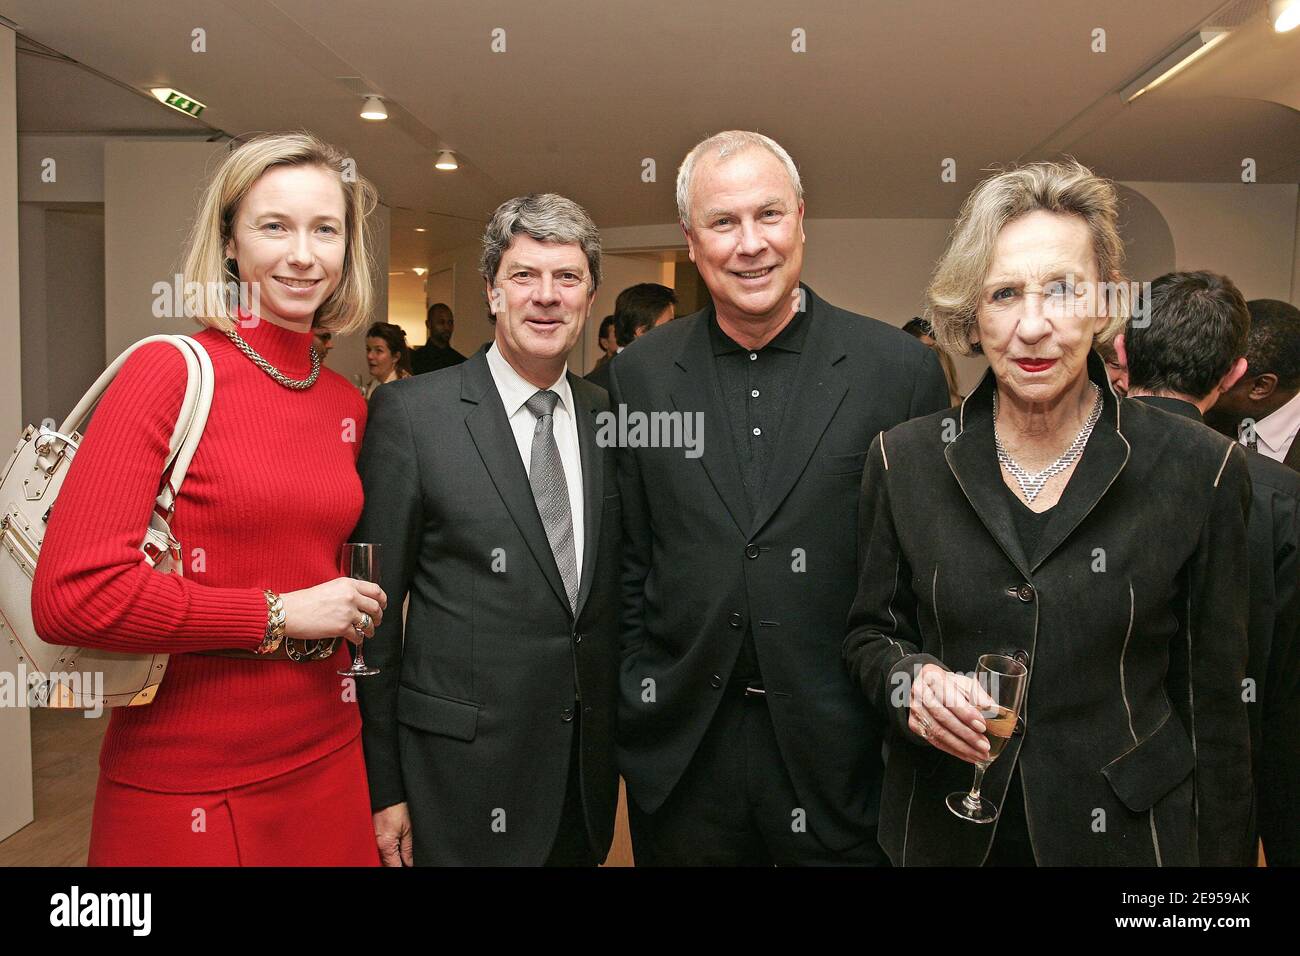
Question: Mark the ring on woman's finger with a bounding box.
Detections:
[355,612,373,632]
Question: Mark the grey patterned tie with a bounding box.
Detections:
[525,390,578,611]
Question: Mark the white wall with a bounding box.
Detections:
[17,135,106,203]
[0,22,35,844]
[103,139,225,359]
[1123,182,1298,301]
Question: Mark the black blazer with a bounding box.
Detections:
[845,354,1254,866]
[585,354,614,392]
[353,351,621,866]
[610,285,950,851]
[1134,395,1300,866]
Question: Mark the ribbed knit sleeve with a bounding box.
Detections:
[30,341,267,653]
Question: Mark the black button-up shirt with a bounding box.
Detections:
[709,305,811,684]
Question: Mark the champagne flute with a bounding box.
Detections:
[945,653,1027,823]
[339,543,380,677]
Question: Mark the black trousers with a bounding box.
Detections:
[543,714,599,867]
[627,685,889,866]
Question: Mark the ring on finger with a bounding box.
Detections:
[356,612,373,632]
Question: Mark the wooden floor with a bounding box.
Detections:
[0,708,636,867]
[0,708,105,866]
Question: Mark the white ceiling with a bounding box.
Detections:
[7,0,1299,274]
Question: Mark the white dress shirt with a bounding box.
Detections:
[1248,389,1300,463]
[486,343,585,576]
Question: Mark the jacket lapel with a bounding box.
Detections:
[945,350,1131,577]
[668,312,753,535]
[462,351,572,615]
[570,373,602,619]
[1029,353,1130,570]
[750,290,848,535]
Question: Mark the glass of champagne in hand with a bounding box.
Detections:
[339,543,380,677]
[945,653,1027,823]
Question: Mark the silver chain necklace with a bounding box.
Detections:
[222,328,321,390]
[994,382,1102,503]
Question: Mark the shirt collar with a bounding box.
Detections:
[708,290,812,356]
[1254,389,1300,454]
[486,342,573,419]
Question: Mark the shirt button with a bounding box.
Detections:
[751,389,760,398]
[749,352,758,361]
[728,611,744,629]
[1017,584,1035,603]
[753,427,762,436]
[745,543,760,559]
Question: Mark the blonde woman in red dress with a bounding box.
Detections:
[32,131,388,866]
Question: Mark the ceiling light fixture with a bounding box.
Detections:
[150,87,207,118]
[360,96,388,121]
[1270,0,1300,31]
[412,268,428,277]
[414,227,426,232]
[435,150,458,171]
[1120,29,1230,102]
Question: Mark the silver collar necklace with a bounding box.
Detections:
[223,328,321,390]
[994,382,1102,503]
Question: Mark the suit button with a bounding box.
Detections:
[560,707,575,722]
[574,632,582,644]
[1016,584,1035,603]
[1013,649,1030,667]
[728,611,744,629]
[745,544,760,559]
[710,673,723,689]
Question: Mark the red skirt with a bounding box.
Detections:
[87,734,379,866]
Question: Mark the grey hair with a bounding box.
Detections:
[676,130,804,226]
[479,192,602,291]
[925,159,1130,356]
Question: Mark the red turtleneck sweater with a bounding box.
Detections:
[31,317,368,792]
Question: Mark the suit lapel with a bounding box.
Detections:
[750,292,848,535]
[669,312,753,535]
[570,374,602,619]
[462,351,572,614]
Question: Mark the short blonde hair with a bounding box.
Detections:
[181,131,379,335]
[925,159,1129,356]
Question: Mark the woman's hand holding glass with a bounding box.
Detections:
[907,662,994,764]
[280,576,387,646]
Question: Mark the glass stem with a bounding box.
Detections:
[963,766,988,812]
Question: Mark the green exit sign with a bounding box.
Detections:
[150,88,206,119]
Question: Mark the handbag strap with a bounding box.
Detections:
[57,334,214,518]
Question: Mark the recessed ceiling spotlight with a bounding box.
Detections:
[1270,0,1300,32]
[361,95,388,121]
[435,150,458,171]
[414,227,427,233]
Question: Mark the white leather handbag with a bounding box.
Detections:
[0,335,214,709]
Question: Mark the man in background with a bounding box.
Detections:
[1207,299,1300,469]
[586,283,676,390]
[1121,271,1299,865]
[411,302,466,375]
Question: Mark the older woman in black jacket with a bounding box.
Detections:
[844,160,1253,866]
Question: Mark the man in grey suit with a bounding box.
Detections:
[355,193,620,866]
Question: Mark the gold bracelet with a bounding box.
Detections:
[256,589,286,655]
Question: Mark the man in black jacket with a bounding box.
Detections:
[355,194,620,866]
[1122,270,1299,865]
[610,130,950,864]
[410,302,466,375]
